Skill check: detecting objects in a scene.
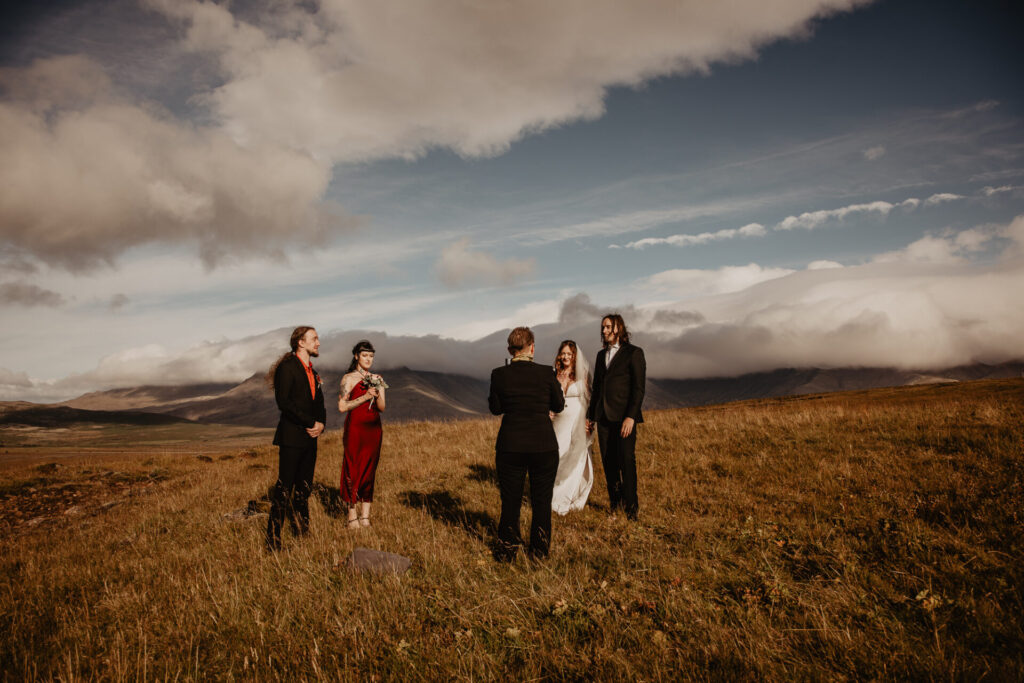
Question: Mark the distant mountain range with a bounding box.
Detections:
[1,361,1021,429]
[55,367,491,428]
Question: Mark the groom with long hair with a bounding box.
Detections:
[265,326,326,551]
[587,313,646,520]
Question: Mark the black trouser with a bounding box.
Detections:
[597,419,638,518]
[266,442,318,549]
[495,449,558,560]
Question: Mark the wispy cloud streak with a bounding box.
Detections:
[622,224,765,249]
[616,189,985,250]
[775,199,913,231]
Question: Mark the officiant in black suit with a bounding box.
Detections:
[587,313,646,520]
[265,326,326,551]
[488,326,565,561]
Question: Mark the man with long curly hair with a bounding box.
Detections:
[587,314,646,521]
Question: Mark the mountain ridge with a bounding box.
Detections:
[2,361,1020,428]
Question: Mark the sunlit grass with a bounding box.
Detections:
[1,379,1022,679]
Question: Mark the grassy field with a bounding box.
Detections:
[1,379,1022,680]
[0,422,273,468]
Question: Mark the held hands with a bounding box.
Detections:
[584,419,632,437]
[585,417,630,438]
[307,421,325,438]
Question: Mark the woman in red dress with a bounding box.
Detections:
[338,340,387,529]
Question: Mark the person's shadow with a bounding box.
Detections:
[398,489,496,543]
[311,482,345,518]
[464,463,531,502]
[465,463,497,484]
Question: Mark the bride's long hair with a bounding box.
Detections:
[553,340,592,403]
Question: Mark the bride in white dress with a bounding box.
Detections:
[550,340,595,515]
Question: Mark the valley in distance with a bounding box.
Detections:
[0,367,1021,679]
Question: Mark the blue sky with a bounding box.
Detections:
[1,0,1022,400]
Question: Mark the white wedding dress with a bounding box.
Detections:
[551,373,595,515]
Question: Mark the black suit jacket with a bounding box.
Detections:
[587,342,646,424]
[488,360,565,453]
[272,355,327,448]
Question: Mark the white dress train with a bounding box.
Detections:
[551,379,595,515]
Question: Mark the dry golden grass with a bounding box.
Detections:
[1,379,1022,680]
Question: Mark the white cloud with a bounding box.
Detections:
[150,0,873,162]
[873,228,994,264]
[614,181,1016,257]
[623,223,766,249]
[445,299,563,341]
[953,227,992,252]
[0,56,356,272]
[862,145,886,160]
[522,200,776,245]
[635,259,1024,378]
[775,200,905,231]
[7,217,1024,399]
[640,263,795,297]
[924,192,964,206]
[1002,215,1024,253]
[807,259,844,270]
[38,332,287,399]
[0,367,32,390]
[872,235,965,264]
[435,239,535,288]
[773,191,981,232]
[2,0,876,270]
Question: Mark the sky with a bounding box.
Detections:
[1,0,1023,401]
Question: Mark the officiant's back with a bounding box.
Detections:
[488,360,564,452]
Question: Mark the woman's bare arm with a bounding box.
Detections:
[337,373,376,413]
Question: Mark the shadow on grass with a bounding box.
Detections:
[239,484,344,519]
[465,463,535,503]
[398,489,496,543]
[465,463,497,484]
[311,482,345,518]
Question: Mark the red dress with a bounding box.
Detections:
[341,382,383,504]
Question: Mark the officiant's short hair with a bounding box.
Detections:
[507,326,534,354]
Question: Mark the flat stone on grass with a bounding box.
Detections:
[345,547,412,575]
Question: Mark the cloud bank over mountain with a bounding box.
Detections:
[7,215,1021,402]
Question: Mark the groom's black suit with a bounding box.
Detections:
[267,354,326,550]
[588,342,645,518]
[488,360,564,560]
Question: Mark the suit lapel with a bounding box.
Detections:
[606,343,630,374]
